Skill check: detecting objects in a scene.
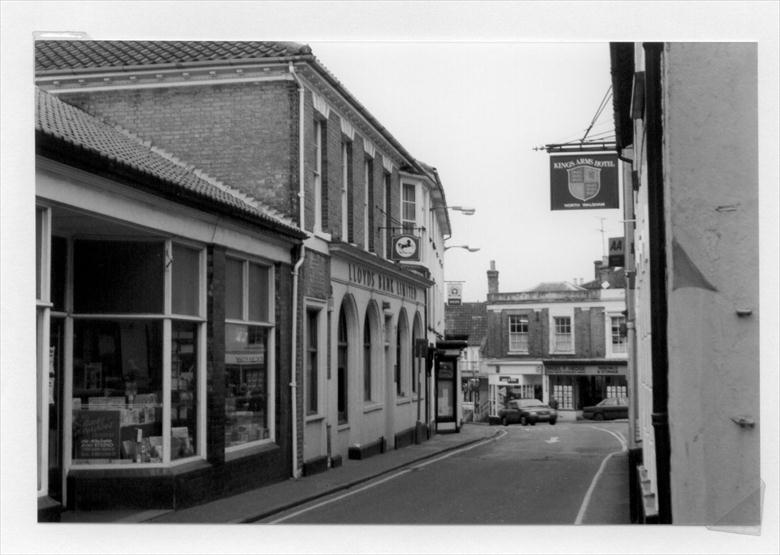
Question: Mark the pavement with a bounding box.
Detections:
[59,421,631,524]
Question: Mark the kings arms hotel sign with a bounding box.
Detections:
[549,153,619,210]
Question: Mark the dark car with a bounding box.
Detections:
[582,397,629,420]
[499,399,557,426]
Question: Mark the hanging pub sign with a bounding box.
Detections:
[390,233,420,261]
[550,153,619,210]
[447,281,463,306]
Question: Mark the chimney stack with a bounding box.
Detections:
[487,260,499,294]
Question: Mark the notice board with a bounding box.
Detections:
[73,409,121,459]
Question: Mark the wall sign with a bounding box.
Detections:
[447,282,463,306]
[550,153,619,210]
[608,236,625,267]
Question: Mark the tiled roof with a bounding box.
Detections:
[528,281,584,292]
[36,87,303,237]
[582,269,626,290]
[35,40,311,72]
[34,40,429,181]
[444,302,488,347]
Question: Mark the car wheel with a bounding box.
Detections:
[549,418,557,425]
[520,415,527,426]
[502,416,508,426]
[530,420,536,426]
[594,413,604,421]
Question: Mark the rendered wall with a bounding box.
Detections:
[663,43,760,525]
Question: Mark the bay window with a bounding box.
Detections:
[224,256,274,450]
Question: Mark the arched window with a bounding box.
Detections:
[363,313,372,402]
[337,306,348,423]
[395,321,402,396]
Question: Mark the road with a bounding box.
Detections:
[259,421,628,525]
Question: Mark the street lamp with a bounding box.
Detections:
[444,245,480,252]
[431,205,476,216]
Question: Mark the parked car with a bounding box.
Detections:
[582,397,629,420]
[499,399,557,426]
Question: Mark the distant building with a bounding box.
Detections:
[611,42,759,525]
[444,301,488,421]
[483,260,627,421]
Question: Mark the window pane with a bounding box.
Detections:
[248,263,269,322]
[74,240,164,314]
[51,236,67,312]
[172,244,200,316]
[225,324,269,447]
[72,319,163,464]
[171,321,198,460]
[225,258,243,320]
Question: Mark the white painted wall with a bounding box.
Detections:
[663,43,760,525]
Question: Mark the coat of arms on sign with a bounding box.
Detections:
[567,165,602,202]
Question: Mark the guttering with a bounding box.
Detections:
[288,61,307,479]
[644,42,672,524]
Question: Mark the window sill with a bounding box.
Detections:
[396,397,412,406]
[363,402,384,414]
[305,413,326,423]
[225,440,278,463]
[336,423,350,432]
[508,350,530,355]
[313,230,332,242]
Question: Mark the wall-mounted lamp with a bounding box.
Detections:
[444,245,480,252]
[431,205,476,216]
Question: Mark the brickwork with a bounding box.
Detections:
[60,82,297,216]
[274,261,294,471]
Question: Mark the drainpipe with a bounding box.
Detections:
[288,61,306,479]
[644,42,672,524]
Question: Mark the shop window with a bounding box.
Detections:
[72,319,164,464]
[73,240,164,314]
[395,323,402,396]
[337,306,348,423]
[66,238,205,467]
[553,316,573,353]
[172,244,200,316]
[508,314,529,353]
[224,258,273,449]
[171,321,197,459]
[225,324,268,446]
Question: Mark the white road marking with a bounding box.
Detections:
[574,425,628,524]
[545,436,559,444]
[267,430,506,524]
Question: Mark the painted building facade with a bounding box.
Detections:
[35,40,453,513]
[610,42,760,525]
[483,261,627,421]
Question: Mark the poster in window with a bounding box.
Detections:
[73,410,120,459]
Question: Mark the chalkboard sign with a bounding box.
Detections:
[73,410,121,459]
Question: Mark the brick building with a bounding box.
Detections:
[482,260,627,420]
[35,40,452,514]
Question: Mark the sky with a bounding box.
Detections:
[308,40,621,300]
[1,2,778,555]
